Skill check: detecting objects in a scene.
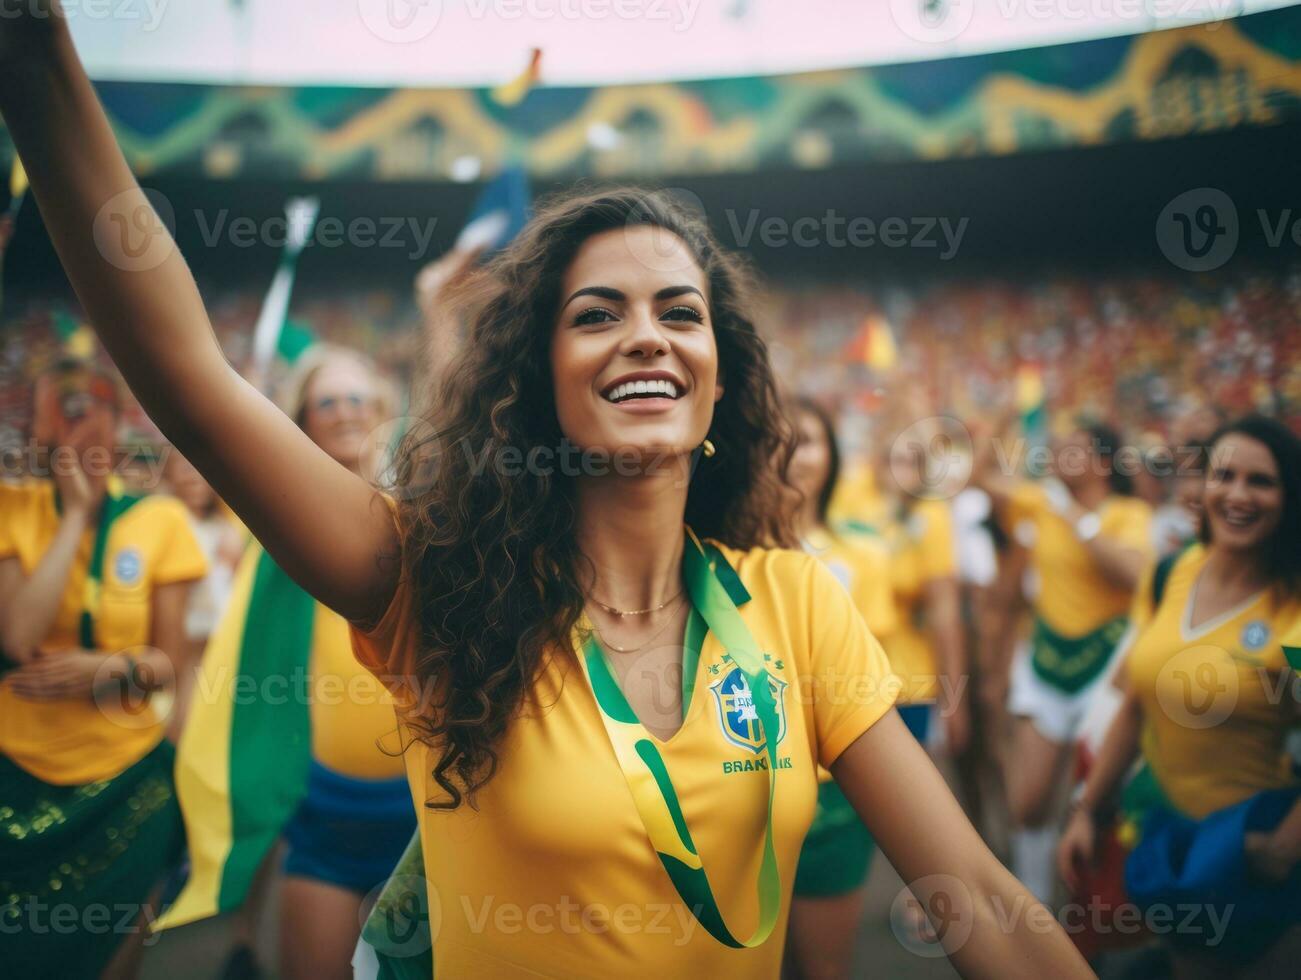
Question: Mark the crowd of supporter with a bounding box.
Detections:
[3,262,1297,464]
[3,242,1299,980]
[764,263,1301,439]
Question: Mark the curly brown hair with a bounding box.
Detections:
[389,187,796,808]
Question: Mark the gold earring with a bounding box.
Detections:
[701,438,716,458]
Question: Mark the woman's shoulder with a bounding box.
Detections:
[907,496,954,538]
[1105,494,1153,520]
[0,479,54,541]
[705,538,820,576]
[1265,590,1301,641]
[1161,542,1208,592]
[703,538,842,611]
[129,489,189,519]
[1009,479,1049,514]
[0,477,52,508]
[912,495,952,520]
[815,528,890,574]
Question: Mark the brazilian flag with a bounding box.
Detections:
[153,545,316,930]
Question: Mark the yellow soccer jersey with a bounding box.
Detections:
[805,526,898,784]
[803,527,898,641]
[827,463,885,530]
[1129,559,1158,634]
[1128,543,1196,635]
[1127,545,1301,819]
[351,539,898,979]
[1007,484,1152,638]
[882,498,956,703]
[306,602,405,780]
[0,480,207,784]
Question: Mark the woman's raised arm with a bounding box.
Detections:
[0,6,398,623]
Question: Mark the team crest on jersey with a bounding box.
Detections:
[709,667,788,754]
[113,547,142,586]
[1241,620,1271,651]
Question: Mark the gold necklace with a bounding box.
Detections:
[588,587,684,618]
[589,593,686,654]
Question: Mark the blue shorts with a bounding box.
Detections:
[282,761,416,896]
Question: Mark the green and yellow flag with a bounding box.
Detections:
[1016,362,1047,440]
[1283,617,1301,674]
[155,544,316,930]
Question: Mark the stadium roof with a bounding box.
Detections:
[69,0,1297,87]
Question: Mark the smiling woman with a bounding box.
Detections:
[389,192,794,780]
[1061,416,1301,975]
[0,8,1092,976]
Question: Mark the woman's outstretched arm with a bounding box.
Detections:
[834,712,1095,979]
[0,6,398,623]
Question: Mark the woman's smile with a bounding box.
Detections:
[599,369,687,414]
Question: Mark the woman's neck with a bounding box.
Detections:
[575,458,692,610]
[1201,543,1270,596]
[792,505,824,542]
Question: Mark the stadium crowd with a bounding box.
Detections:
[5,261,1298,457]
[3,251,1299,978]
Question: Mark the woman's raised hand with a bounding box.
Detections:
[50,442,101,517]
[0,7,401,624]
